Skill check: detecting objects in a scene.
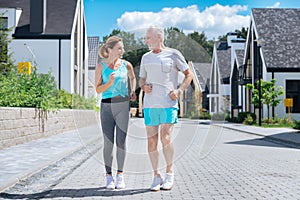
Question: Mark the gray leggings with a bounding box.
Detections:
[100,101,129,174]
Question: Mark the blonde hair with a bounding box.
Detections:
[98,36,123,58]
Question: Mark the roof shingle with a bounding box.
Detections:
[215,41,231,80]
[0,0,77,38]
[252,8,300,69]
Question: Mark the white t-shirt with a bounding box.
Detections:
[139,48,189,108]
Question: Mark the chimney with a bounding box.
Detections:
[30,0,46,33]
[227,32,237,47]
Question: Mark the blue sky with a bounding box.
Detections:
[84,0,300,41]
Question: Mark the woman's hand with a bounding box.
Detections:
[130,91,137,101]
[108,72,116,84]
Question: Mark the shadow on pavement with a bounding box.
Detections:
[225,133,300,150]
[0,187,150,199]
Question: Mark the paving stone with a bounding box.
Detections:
[0,119,300,199]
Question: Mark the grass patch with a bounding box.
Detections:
[252,123,293,128]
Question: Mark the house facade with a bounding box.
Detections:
[234,8,300,120]
[0,0,88,97]
[192,62,212,112]
[87,36,100,98]
[208,33,245,115]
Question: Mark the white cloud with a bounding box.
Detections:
[267,2,280,8]
[117,4,250,39]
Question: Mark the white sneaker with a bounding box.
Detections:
[150,175,163,191]
[116,173,125,189]
[106,175,115,189]
[162,173,174,190]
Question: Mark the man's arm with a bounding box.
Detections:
[169,68,193,100]
[178,68,193,92]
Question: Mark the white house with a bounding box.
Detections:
[0,0,88,97]
[87,36,101,98]
[208,33,245,114]
[192,62,212,112]
[234,8,300,120]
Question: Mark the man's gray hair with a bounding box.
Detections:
[148,25,164,41]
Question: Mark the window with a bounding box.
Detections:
[286,80,300,113]
[0,17,8,30]
[0,17,8,63]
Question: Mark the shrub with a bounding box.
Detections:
[0,69,57,110]
[279,116,290,125]
[0,66,97,111]
[243,114,255,125]
[292,120,300,130]
[227,116,239,123]
[237,112,256,123]
[199,111,211,120]
[211,112,226,121]
[55,89,73,109]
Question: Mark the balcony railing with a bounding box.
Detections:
[238,64,252,85]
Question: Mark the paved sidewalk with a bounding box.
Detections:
[0,125,101,192]
[0,118,299,199]
[218,122,300,147]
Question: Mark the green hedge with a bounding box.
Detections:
[0,68,97,111]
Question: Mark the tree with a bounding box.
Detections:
[103,29,148,67]
[103,29,142,52]
[246,79,284,122]
[217,27,248,42]
[235,27,248,39]
[188,31,214,57]
[217,34,227,41]
[0,14,16,74]
[164,28,211,63]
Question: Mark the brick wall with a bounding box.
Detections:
[0,107,100,149]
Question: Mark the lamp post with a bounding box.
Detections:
[258,45,262,126]
[255,39,264,126]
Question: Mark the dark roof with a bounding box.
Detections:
[215,41,231,80]
[193,63,212,90]
[216,41,228,50]
[0,0,77,39]
[252,8,300,70]
[88,36,100,69]
[227,32,238,36]
[235,49,245,67]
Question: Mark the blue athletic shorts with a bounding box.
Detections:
[143,108,178,126]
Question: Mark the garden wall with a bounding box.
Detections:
[0,107,99,149]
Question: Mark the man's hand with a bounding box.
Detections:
[142,83,153,94]
[169,89,182,100]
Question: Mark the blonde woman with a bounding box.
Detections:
[95,36,136,189]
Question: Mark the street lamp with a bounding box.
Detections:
[255,39,264,126]
[258,45,262,126]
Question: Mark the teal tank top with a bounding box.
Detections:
[101,60,129,99]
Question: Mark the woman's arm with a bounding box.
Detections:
[126,61,137,100]
[94,63,114,94]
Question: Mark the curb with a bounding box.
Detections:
[215,124,300,148]
[0,143,84,193]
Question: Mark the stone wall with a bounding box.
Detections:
[0,107,100,149]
